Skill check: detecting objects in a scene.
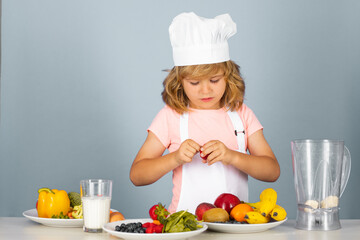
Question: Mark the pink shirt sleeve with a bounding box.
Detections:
[239,104,263,137]
[147,106,171,148]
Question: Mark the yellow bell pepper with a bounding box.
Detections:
[37,188,70,218]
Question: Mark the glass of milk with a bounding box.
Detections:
[80,179,112,233]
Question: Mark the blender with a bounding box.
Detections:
[291,139,351,230]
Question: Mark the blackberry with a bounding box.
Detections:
[212,220,248,224]
[114,222,146,234]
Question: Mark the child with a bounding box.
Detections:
[130,12,280,214]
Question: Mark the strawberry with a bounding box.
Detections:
[200,149,209,160]
[149,203,169,222]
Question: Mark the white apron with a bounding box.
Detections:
[176,110,248,213]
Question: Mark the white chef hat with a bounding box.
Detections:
[169,12,237,66]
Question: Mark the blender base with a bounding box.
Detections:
[296,207,341,231]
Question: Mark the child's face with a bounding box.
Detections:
[182,70,226,110]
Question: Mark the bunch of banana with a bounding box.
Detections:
[245,188,287,224]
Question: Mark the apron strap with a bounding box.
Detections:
[180,112,189,142]
[227,110,246,153]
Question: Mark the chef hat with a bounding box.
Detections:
[169,12,237,66]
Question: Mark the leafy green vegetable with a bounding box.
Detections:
[162,210,202,233]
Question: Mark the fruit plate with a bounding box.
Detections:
[23,209,83,227]
[23,208,118,228]
[205,218,287,233]
[103,218,208,240]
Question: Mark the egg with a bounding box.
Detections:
[109,211,125,222]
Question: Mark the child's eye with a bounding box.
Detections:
[190,81,199,85]
[210,79,220,83]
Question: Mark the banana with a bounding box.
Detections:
[258,200,276,217]
[259,188,277,204]
[270,205,287,221]
[245,201,261,210]
[244,211,271,224]
[247,188,286,223]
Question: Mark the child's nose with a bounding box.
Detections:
[200,82,211,93]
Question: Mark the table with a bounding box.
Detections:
[1,218,359,240]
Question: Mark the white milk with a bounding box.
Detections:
[82,196,111,230]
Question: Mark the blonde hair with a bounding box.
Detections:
[161,60,245,114]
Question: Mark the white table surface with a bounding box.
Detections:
[1,218,359,240]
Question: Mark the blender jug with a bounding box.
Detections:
[291,139,351,230]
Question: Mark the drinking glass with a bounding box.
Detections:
[80,179,113,233]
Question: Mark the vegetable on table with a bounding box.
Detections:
[37,187,70,218]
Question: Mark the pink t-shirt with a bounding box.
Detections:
[148,104,263,213]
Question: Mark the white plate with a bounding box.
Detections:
[103,218,207,240]
[23,209,83,227]
[205,218,287,233]
[23,208,119,228]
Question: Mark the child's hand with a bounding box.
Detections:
[175,139,201,165]
[200,140,235,166]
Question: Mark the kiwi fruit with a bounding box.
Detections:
[202,208,230,222]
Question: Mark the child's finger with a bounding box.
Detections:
[187,140,201,151]
[201,142,217,157]
[206,150,221,165]
[207,157,218,166]
[201,140,217,150]
[186,146,198,156]
[201,140,220,153]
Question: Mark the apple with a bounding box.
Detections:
[195,202,216,220]
[214,193,241,213]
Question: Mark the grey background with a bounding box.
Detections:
[1,0,359,219]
